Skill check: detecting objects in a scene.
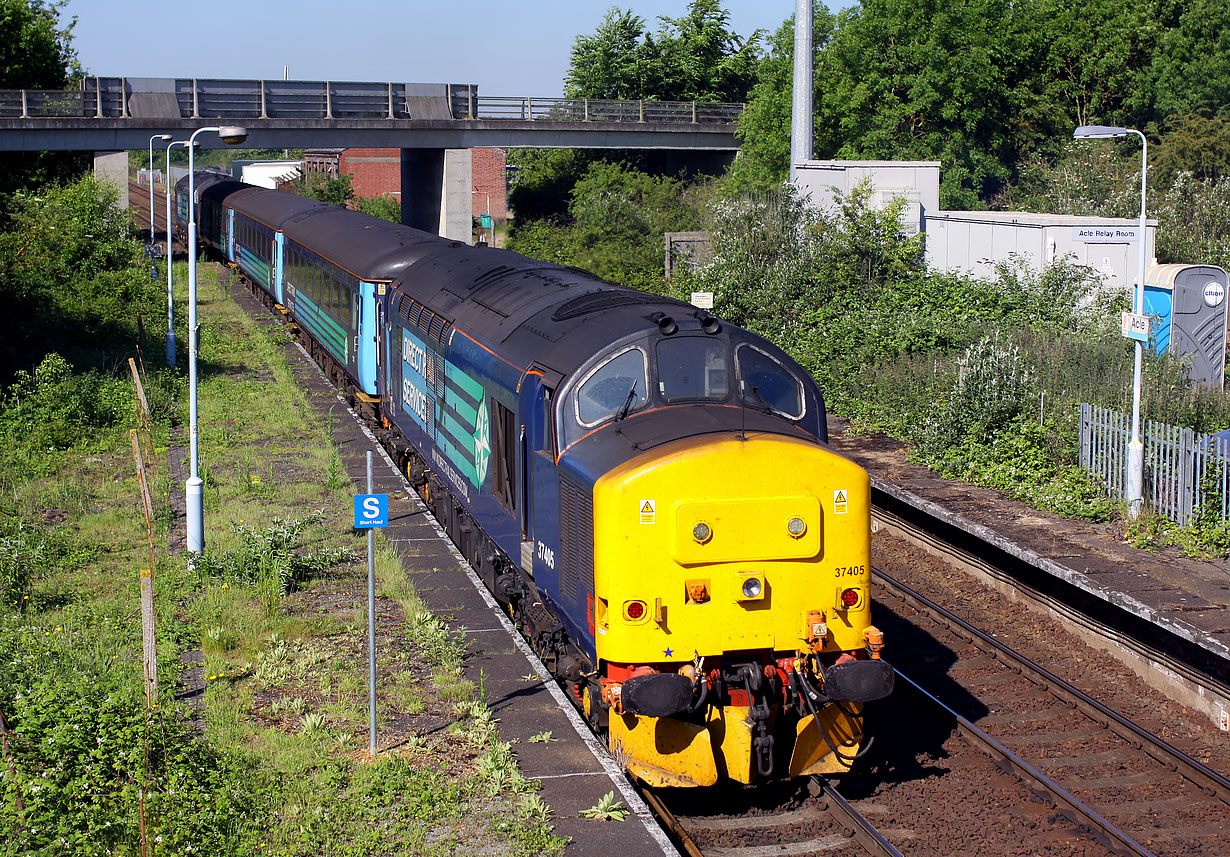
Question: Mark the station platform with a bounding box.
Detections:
[827,417,1230,729]
[261,293,677,857]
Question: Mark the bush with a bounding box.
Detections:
[352,194,400,222]
[192,516,353,616]
[0,614,262,855]
[0,353,139,476]
[0,525,42,609]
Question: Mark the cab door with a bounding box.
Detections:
[518,366,563,585]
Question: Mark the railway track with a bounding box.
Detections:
[128,179,169,240]
[637,519,1230,857]
[875,569,1230,855]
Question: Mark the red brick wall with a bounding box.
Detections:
[338,148,401,201]
[302,147,508,220]
[471,148,508,222]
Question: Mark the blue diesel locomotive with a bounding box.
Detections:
[177,175,894,787]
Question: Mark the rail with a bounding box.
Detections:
[0,78,743,125]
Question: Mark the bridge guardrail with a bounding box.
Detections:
[471,96,743,124]
[0,79,743,125]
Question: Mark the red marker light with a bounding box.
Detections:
[625,601,646,621]
[840,588,861,609]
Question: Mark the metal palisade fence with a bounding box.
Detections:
[1080,403,1230,525]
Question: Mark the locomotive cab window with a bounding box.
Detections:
[576,348,648,427]
[736,344,805,419]
[657,337,729,402]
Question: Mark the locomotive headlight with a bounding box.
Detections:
[787,516,807,538]
[736,571,766,602]
[692,521,712,544]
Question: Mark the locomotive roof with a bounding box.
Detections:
[281,206,451,282]
[200,179,250,206]
[224,186,330,229]
[175,170,233,197]
[388,242,693,376]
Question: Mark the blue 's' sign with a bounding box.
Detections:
[354,494,389,528]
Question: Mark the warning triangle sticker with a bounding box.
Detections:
[641,501,654,514]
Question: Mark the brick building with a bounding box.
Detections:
[470,148,508,223]
[300,147,509,223]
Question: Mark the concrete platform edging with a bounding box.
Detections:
[871,476,1230,665]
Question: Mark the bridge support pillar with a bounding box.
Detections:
[94,151,129,208]
[400,148,472,243]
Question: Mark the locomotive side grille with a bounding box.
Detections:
[559,480,578,601]
[558,477,595,603]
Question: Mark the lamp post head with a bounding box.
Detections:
[1074,124,1131,140]
[218,126,249,145]
[152,133,172,143]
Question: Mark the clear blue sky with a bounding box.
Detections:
[62,1,852,98]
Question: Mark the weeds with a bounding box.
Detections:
[192,515,354,616]
[579,792,630,821]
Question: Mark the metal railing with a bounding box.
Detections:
[1079,402,1230,525]
[469,96,742,124]
[0,78,743,124]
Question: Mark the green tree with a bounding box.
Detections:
[1147,0,1230,123]
[1027,0,1160,132]
[0,175,146,381]
[564,1,761,103]
[726,3,836,193]
[284,170,353,207]
[813,0,1045,208]
[645,0,762,102]
[565,8,651,99]
[0,0,85,199]
[0,0,78,89]
[1152,113,1230,184]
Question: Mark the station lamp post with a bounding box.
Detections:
[163,139,189,367]
[148,134,172,270]
[185,125,249,558]
[1073,124,1149,518]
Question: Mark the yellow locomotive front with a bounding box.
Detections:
[588,432,892,787]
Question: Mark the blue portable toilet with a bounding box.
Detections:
[1142,264,1228,389]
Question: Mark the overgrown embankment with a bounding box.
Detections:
[667,184,1230,552]
[0,176,565,855]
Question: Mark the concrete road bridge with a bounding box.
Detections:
[0,78,743,240]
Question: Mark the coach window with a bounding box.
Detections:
[575,348,647,427]
[657,337,728,402]
[736,344,804,419]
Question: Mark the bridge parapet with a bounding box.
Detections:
[0,77,743,125]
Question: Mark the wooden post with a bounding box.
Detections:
[140,568,158,708]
